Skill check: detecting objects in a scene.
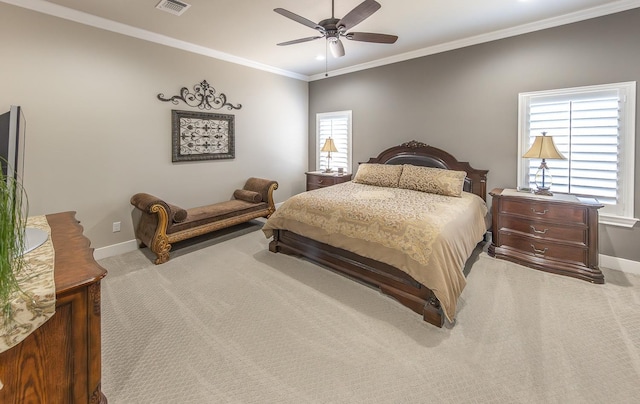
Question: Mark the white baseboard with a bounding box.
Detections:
[92,214,276,261]
[93,239,139,261]
[600,254,640,276]
[92,238,640,277]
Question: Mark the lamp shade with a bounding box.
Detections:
[523,133,565,160]
[321,138,339,153]
[522,132,564,196]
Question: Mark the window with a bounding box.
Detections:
[316,111,352,172]
[518,82,637,227]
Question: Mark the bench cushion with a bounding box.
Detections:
[167,200,269,234]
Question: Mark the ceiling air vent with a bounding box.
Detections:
[155,0,191,16]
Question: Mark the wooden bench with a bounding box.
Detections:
[130,177,278,264]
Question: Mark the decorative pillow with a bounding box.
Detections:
[352,163,403,188]
[168,203,188,223]
[233,189,262,203]
[398,164,467,197]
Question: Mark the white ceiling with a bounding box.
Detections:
[6,0,640,81]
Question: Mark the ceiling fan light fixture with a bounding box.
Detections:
[275,0,397,58]
[329,39,345,58]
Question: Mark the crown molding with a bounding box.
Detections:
[0,0,308,81]
[3,0,639,83]
[310,0,640,81]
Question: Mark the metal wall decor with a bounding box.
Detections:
[158,80,242,110]
[172,110,235,162]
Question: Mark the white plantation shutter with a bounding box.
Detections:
[316,111,352,172]
[527,93,619,203]
[518,82,636,226]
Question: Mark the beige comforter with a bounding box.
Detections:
[262,181,488,322]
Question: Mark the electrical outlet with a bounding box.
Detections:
[112,221,121,232]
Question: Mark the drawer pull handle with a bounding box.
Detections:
[318,179,323,184]
[530,244,548,255]
[530,208,548,215]
[530,225,548,235]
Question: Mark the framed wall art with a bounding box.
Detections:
[171,110,235,162]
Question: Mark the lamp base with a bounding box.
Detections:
[534,188,553,196]
[323,168,333,173]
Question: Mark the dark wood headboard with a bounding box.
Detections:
[365,140,489,201]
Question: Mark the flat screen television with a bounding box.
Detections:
[0,105,25,185]
[0,105,47,254]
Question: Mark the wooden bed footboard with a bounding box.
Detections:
[269,229,445,328]
[266,141,488,328]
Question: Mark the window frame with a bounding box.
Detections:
[315,110,352,173]
[517,82,637,228]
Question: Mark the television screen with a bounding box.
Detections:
[0,105,44,254]
[0,105,26,185]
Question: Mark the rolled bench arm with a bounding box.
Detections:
[130,193,173,264]
[131,192,168,213]
[243,178,279,216]
[131,193,187,223]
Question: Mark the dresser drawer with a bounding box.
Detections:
[501,199,587,225]
[499,215,587,245]
[489,188,603,283]
[498,232,588,267]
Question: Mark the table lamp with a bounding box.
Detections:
[522,132,565,196]
[321,137,339,173]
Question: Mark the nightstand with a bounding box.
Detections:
[488,188,604,283]
[306,171,352,191]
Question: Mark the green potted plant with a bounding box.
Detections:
[0,158,28,327]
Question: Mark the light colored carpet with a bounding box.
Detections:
[98,222,640,403]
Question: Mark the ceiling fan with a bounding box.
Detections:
[274,0,398,58]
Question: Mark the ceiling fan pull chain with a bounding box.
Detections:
[325,40,329,77]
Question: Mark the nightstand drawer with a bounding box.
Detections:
[308,175,340,187]
[306,172,352,191]
[499,232,588,266]
[499,216,587,244]
[501,199,587,225]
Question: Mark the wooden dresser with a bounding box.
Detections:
[488,188,604,283]
[306,171,352,191]
[0,212,107,403]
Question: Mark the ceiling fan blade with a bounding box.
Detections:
[274,8,322,31]
[277,36,324,46]
[337,0,381,31]
[346,32,398,44]
[329,39,345,58]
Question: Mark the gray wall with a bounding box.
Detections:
[0,4,308,250]
[309,9,640,262]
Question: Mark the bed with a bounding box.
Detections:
[263,141,489,327]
